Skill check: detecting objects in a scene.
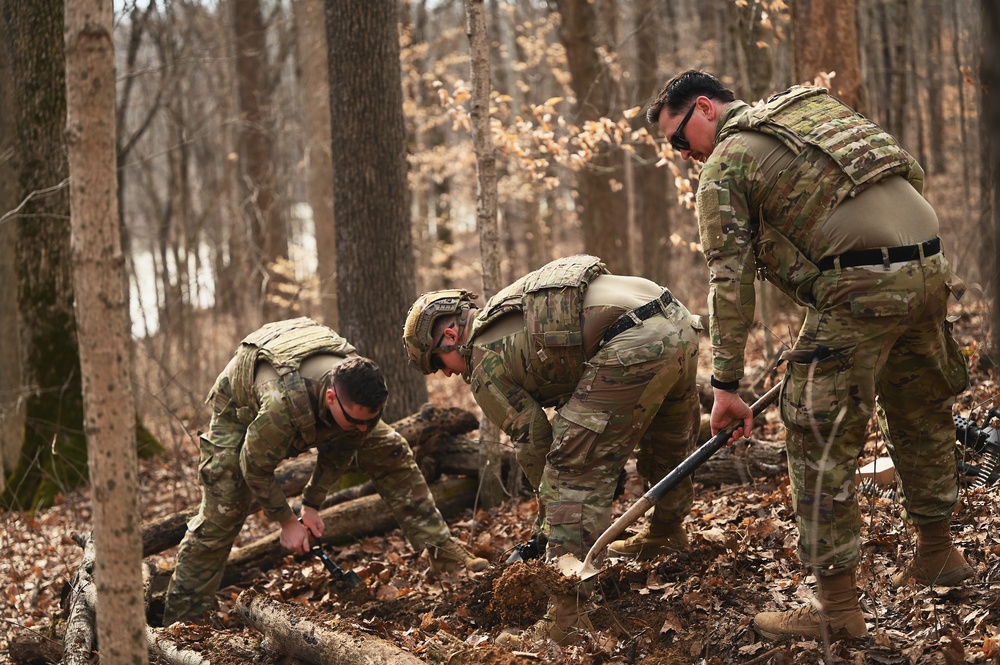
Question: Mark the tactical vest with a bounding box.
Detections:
[231,317,354,444]
[467,255,608,389]
[719,86,913,243]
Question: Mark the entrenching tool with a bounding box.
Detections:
[555,383,781,580]
[310,542,363,587]
[298,518,363,586]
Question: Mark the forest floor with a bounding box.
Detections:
[2,302,1000,665]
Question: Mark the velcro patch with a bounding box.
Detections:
[696,187,725,251]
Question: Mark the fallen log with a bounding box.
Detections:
[235,588,424,665]
[150,477,479,590]
[142,405,488,557]
[145,626,209,665]
[62,533,98,665]
[694,438,787,487]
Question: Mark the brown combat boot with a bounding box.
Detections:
[607,521,688,560]
[891,520,973,588]
[754,571,867,640]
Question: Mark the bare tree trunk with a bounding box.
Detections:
[464,0,505,507]
[552,0,630,273]
[982,0,1000,363]
[64,2,147,661]
[292,0,339,330]
[0,29,21,487]
[791,0,862,107]
[325,0,427,421]
[0,0,87,512]
[232,0,287,322]
[235,589,424,665]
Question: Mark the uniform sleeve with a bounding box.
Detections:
[470,348,552,489]
[239,379,298,523]
[696,135,760,383]
[355,421,449,551]
[301,443,344,509]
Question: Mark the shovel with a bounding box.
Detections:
[555,383,781,580]
[310,542,363,587]
[298,517,363,586]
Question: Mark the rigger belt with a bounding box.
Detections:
[818,236,941,271]
[601,290,675,346]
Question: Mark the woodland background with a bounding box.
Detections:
[1,0,999,663]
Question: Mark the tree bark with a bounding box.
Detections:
[325,0,427,422]
[983,0,1000,364]
[464,0,505,508]
[235,588,424,665]
[791,0,862,107]
[0,0,87,512]
[231,0,287,322]
[552,0,630,273]
[62,534,98,665]
[145,627,210,665]
[64,1,148,661]
[0,25,21,487]
[292,0,338,330]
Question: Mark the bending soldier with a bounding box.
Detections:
[162,317,487,626]
[403,256,702,564]
[648,70,972,640]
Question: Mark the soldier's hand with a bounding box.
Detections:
[300,505,325,539]
[279,517,312,554]
[711,389,753,444]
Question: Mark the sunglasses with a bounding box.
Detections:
[334,392,383,428]
[429,329,448,372]
[669,100,699,152]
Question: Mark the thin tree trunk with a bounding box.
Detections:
[292,0,338,330]
[64,2,147,661]
[464,0,505,507]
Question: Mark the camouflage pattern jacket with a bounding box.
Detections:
[209,320,440,540]
[695,86,924,383]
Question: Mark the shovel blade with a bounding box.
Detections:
[554,553,600,581]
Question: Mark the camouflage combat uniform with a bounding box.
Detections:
[460,256,702,558]
[162,318,452,624]
[695,86,969,574]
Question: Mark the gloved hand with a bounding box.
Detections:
[427,536,489,573]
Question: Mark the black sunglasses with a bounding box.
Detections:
[669,100,699,152]
[429,329,448,372]
[335,392,383,428]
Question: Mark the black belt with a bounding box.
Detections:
[601,290,674,346]
[817,237,941,271]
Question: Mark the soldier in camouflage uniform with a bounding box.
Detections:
[647,70,973,640]
[162,318,487,626]
[402,256,702,564]
[403,257,701,644]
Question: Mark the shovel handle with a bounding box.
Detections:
[581,383,781,569]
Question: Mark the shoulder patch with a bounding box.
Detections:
[696,187,725,252]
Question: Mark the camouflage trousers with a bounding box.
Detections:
[782,252,968,575]
[541,305,701,559]
[162,420,258,625]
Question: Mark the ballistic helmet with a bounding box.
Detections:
[402,289,479,374]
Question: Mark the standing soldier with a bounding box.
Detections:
[162,317,487,626]
[402,255,702,641]
[647,70,972,640]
